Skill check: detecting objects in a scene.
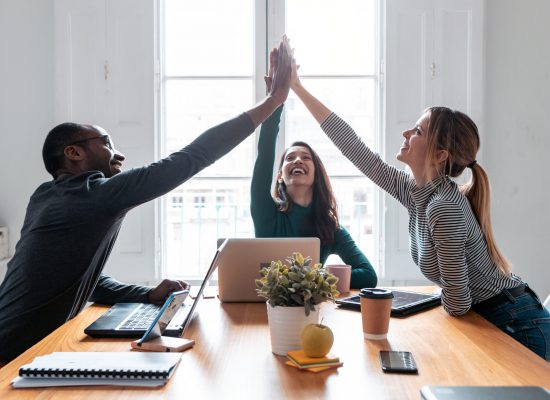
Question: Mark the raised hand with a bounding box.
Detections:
[268,35,292,106]
[264,47,278,93]
[244,35,292,128]
[290,56,301,91]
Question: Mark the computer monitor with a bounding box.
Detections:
[216,237,320,302]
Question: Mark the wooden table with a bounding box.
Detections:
[1,289,549,399]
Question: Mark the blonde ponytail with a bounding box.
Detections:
[461,163,512,275]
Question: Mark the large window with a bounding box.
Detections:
[161,0,380,280]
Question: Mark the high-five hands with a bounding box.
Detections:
[264,46,278,93]
[290,54,301,91]
[267,35,292,106]
[245,35,293,128]
[266,37,301,96]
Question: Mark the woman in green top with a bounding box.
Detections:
[250,49,377,289]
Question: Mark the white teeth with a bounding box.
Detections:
[291,168,305,175]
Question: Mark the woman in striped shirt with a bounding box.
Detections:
[290,62,550,360]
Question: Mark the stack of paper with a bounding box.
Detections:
[286,350,343,373]
[11,352,182,388]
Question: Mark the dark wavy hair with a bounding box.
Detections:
[42,122,88,178]
[273,141,339,244]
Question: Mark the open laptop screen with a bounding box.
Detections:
[216,238,320,303]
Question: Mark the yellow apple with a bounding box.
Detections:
[300,323,334,358]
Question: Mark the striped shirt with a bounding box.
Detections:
[321,113,523,316]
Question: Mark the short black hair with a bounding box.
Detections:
[42,122,88,178]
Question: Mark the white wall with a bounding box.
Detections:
[53,0,156,285]
[483,0,550,298]
[0,0,156,285]
[0,0,54,279]
[383,0,484,283]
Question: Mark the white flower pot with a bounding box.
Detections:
[266,302,320,356]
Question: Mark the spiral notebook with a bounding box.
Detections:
[11,352,182,388]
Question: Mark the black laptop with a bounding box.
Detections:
[336,289,441,317]
[84,250,219,338]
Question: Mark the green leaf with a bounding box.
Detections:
[326,275,338,285]
[294,252,304,266]
[256,251,338,308]
[280,275,289,286]
[288,272,301,282]
[290,294,304,305]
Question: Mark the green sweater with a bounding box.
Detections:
[250,106,377,289]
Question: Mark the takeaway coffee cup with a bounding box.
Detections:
[359,288,394,340]
[326,264,351,294]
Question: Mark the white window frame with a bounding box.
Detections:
[155,0,385,283]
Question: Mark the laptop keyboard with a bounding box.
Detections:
[118,303,160,330]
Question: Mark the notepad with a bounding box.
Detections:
[286,349,340,369]
[285,360,344,373]
[11,352,182,388]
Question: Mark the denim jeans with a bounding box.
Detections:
[476,288,550,361]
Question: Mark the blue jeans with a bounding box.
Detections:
[476,288,550,361]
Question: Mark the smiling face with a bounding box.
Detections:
[396,112,431,173]
[78,125,125,177]
[279,145,315,188]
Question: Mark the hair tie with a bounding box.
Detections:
[467,160,477,168]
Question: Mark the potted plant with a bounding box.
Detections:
[255,252,339,356]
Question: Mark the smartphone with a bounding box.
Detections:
[379,351,418,374]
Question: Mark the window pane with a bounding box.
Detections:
[164,0,253,76]
[286,0,376,76]
[331,177,376,263]
[285,78,376,176]
[162,1,380,281]
[164,179,253,279]
[164,79,254,177]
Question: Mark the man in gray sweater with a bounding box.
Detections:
[0,38,292,365]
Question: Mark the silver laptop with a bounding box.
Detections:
[420,386,550,400]
[216,237,320,302]
[84,249,219,337]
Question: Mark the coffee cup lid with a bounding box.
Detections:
[359,288,394,299]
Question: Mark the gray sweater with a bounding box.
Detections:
[0,113,254,362]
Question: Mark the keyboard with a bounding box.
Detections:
[117,303,160,330]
